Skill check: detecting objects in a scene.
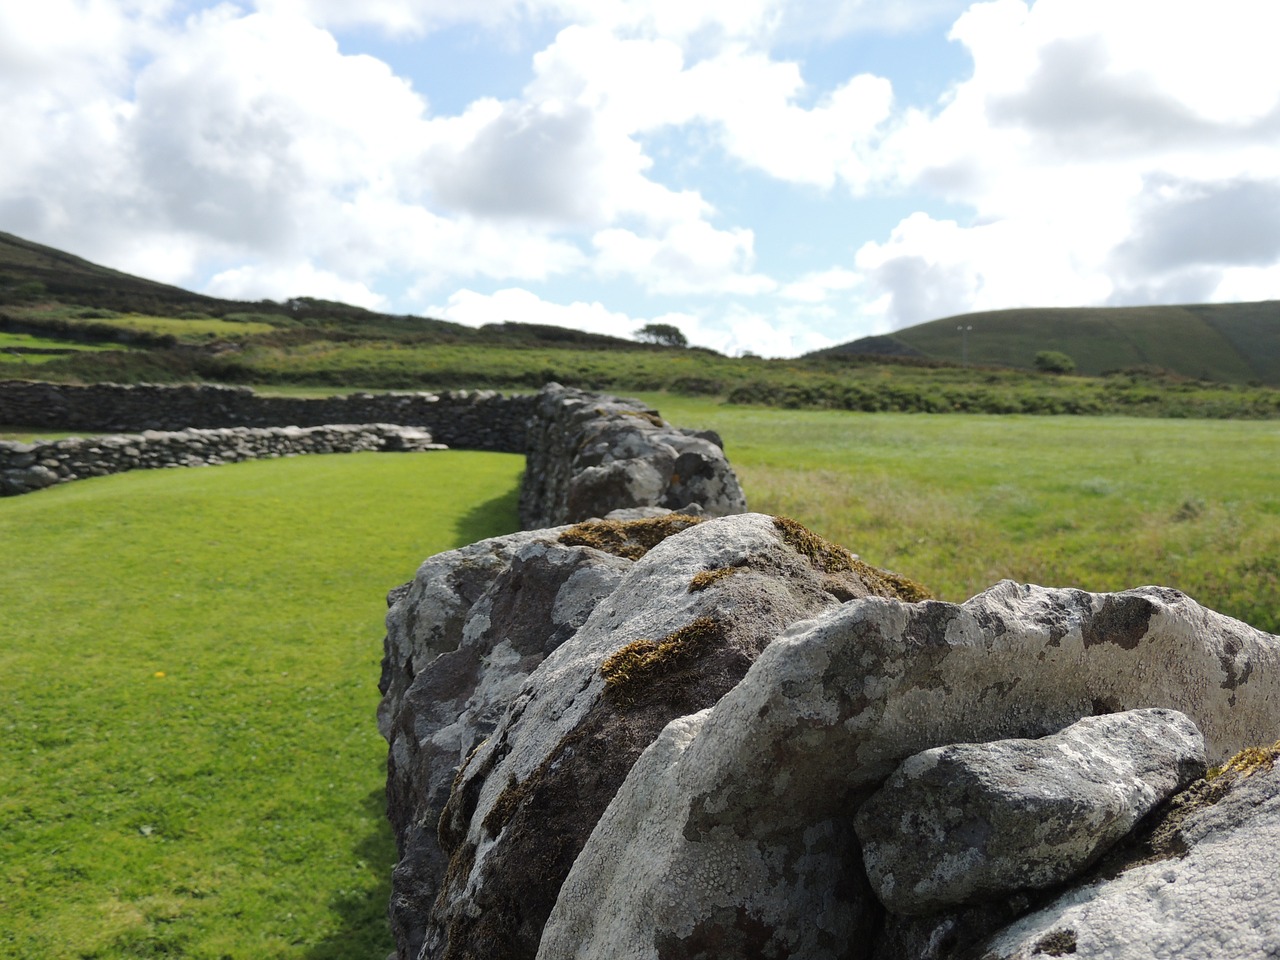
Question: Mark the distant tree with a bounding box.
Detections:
[635,322,688,348]
[1034,350,1076,374]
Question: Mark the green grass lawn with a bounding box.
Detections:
[644,395,1280,633]
[4,398,1279,960]
[0,451,523,959]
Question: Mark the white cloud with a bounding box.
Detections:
[432,287,697,342]
[259,0,787,43]
[680,51,893,189]
[780,267,861,302]
[593,221,776,295]
[854,212,1115,326]
[205,261,389,309]
[850,0,1280,327]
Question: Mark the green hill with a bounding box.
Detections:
[814,302,1280,385]
[0,230,645,350]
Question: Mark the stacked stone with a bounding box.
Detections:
[381,512,1280,960]
[0,424,444,495]
[0,381,535,452]
[518,382,747,528]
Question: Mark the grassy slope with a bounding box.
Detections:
[820,301,1280,385]
[646,394,1280,633]
[6,229,1280,390]
[0,451,524,960]
[897,304,1271,381]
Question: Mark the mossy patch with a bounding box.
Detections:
[616,409,666,428]
[1032,927,1078,956]
[688,565,744,592]
[559,514,704,560]
[601,616,727,708]
[484,773,535,837]
[1099,738,1280,876]
[1206,738,1280,780]
[772,516,932,602]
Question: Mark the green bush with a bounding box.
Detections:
[1034,350,1076,374]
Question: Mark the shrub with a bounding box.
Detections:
[1034,350,1076,374]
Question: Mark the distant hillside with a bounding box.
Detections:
[813,302,1280,386]
[0,230,645,350]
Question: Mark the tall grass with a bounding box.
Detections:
[0,452,523,959]
[644,395,1280,632]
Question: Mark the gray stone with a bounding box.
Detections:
[537,582,1280,960]
[518,383,747,528]
[413,513,922,960]
[978,755,1280,960]
[379,528,632,960]
[853,708,1205,916]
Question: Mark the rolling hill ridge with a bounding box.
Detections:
[813,302,1280,385]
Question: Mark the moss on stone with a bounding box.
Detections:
[559,514,704,560]
[688,566,743,592]
[1206,738,1280,780]
[1032,928,1078,956]
[484,773,535,837]
[1098,738,1280,877]
[617,409,666,428]
[773,515,853,573]
[772,515,932,602]
[601,616,727,707]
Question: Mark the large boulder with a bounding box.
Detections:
[537,582,1280,960]
[977,744,1280,960]
[400,513,926,960]
[853,708,1206,915]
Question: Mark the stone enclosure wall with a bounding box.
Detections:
[0,424,444,496]
[0,381,749,526]
[0,380,533,450]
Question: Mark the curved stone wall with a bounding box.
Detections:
[1,424,443,496]
[0,381,750,525]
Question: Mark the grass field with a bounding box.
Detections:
[0,451,523,960]
[3,400,1278,959]
[645,395,1280,633]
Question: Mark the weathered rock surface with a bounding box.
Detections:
[384,512,924,960]
[978,750,1280,960]
[854,708,1206,916]
[517,383,747,528]
[378,527,633,960]
[537,582,1280,960]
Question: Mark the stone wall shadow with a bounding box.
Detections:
[452,481,523,546]
[302,787,398,960]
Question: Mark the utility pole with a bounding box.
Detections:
[957,325,973,367]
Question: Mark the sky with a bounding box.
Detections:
[2,1,1279,357]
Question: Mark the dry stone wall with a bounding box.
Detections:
[0,382,750,524]
[382,514,1280,960]
[0,380,532,451]
[1,424,443,496]
[518,383,747,528]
